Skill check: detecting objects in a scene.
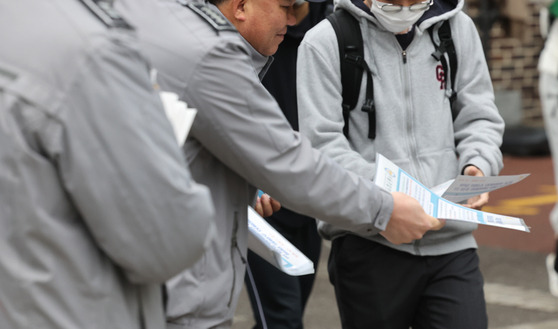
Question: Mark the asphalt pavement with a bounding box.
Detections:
[233,155,558,329]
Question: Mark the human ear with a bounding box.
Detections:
[233,0,248,22]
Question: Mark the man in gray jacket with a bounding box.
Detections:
[298,0,504,328]
[115,0,444,328]
[0,1,215,328]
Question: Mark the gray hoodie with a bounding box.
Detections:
[298,0,505,255]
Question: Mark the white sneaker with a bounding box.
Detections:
[546,253,558,297]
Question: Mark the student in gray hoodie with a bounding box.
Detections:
[297,0,504,328]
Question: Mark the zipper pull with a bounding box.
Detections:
[402,50,407,64]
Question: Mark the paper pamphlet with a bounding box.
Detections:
[374,154,530,232]
[247,206,315,276]
[431,174,530,203]
[159,91,197,146]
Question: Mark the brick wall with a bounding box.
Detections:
[464,0,551,125]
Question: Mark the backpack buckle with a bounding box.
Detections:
[431,49,443,61]
[361,98,375,113]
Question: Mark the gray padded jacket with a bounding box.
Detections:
[0,1,215,328]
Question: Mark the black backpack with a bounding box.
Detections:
[326,9,457,139]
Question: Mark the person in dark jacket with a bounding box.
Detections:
[244,1,331,328]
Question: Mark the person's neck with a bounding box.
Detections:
[396,25,414,35]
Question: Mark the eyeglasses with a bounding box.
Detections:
[375,0,434,12]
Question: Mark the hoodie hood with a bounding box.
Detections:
[334,0,463,33]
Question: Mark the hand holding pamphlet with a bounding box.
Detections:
[431,173,530,203]
[374,154,530,232]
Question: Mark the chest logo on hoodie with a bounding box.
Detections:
[436,65,446,90]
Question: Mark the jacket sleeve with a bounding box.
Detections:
[53,37,215,284]
[451,13,505,177]
[185,37,393,235]
[296,20,378,181]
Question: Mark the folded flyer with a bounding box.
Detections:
[431,173,530,203]
[159,91,197,146]
[247,206,315,276]
[374,154,530,232]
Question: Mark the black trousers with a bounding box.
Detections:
[245,209,322,329]
[328,235,488,329]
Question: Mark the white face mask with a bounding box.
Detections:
[370,1,426,33]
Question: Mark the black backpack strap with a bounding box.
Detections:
[327,10,376,139]
[361,67,375,139]
[429,20,458,120]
